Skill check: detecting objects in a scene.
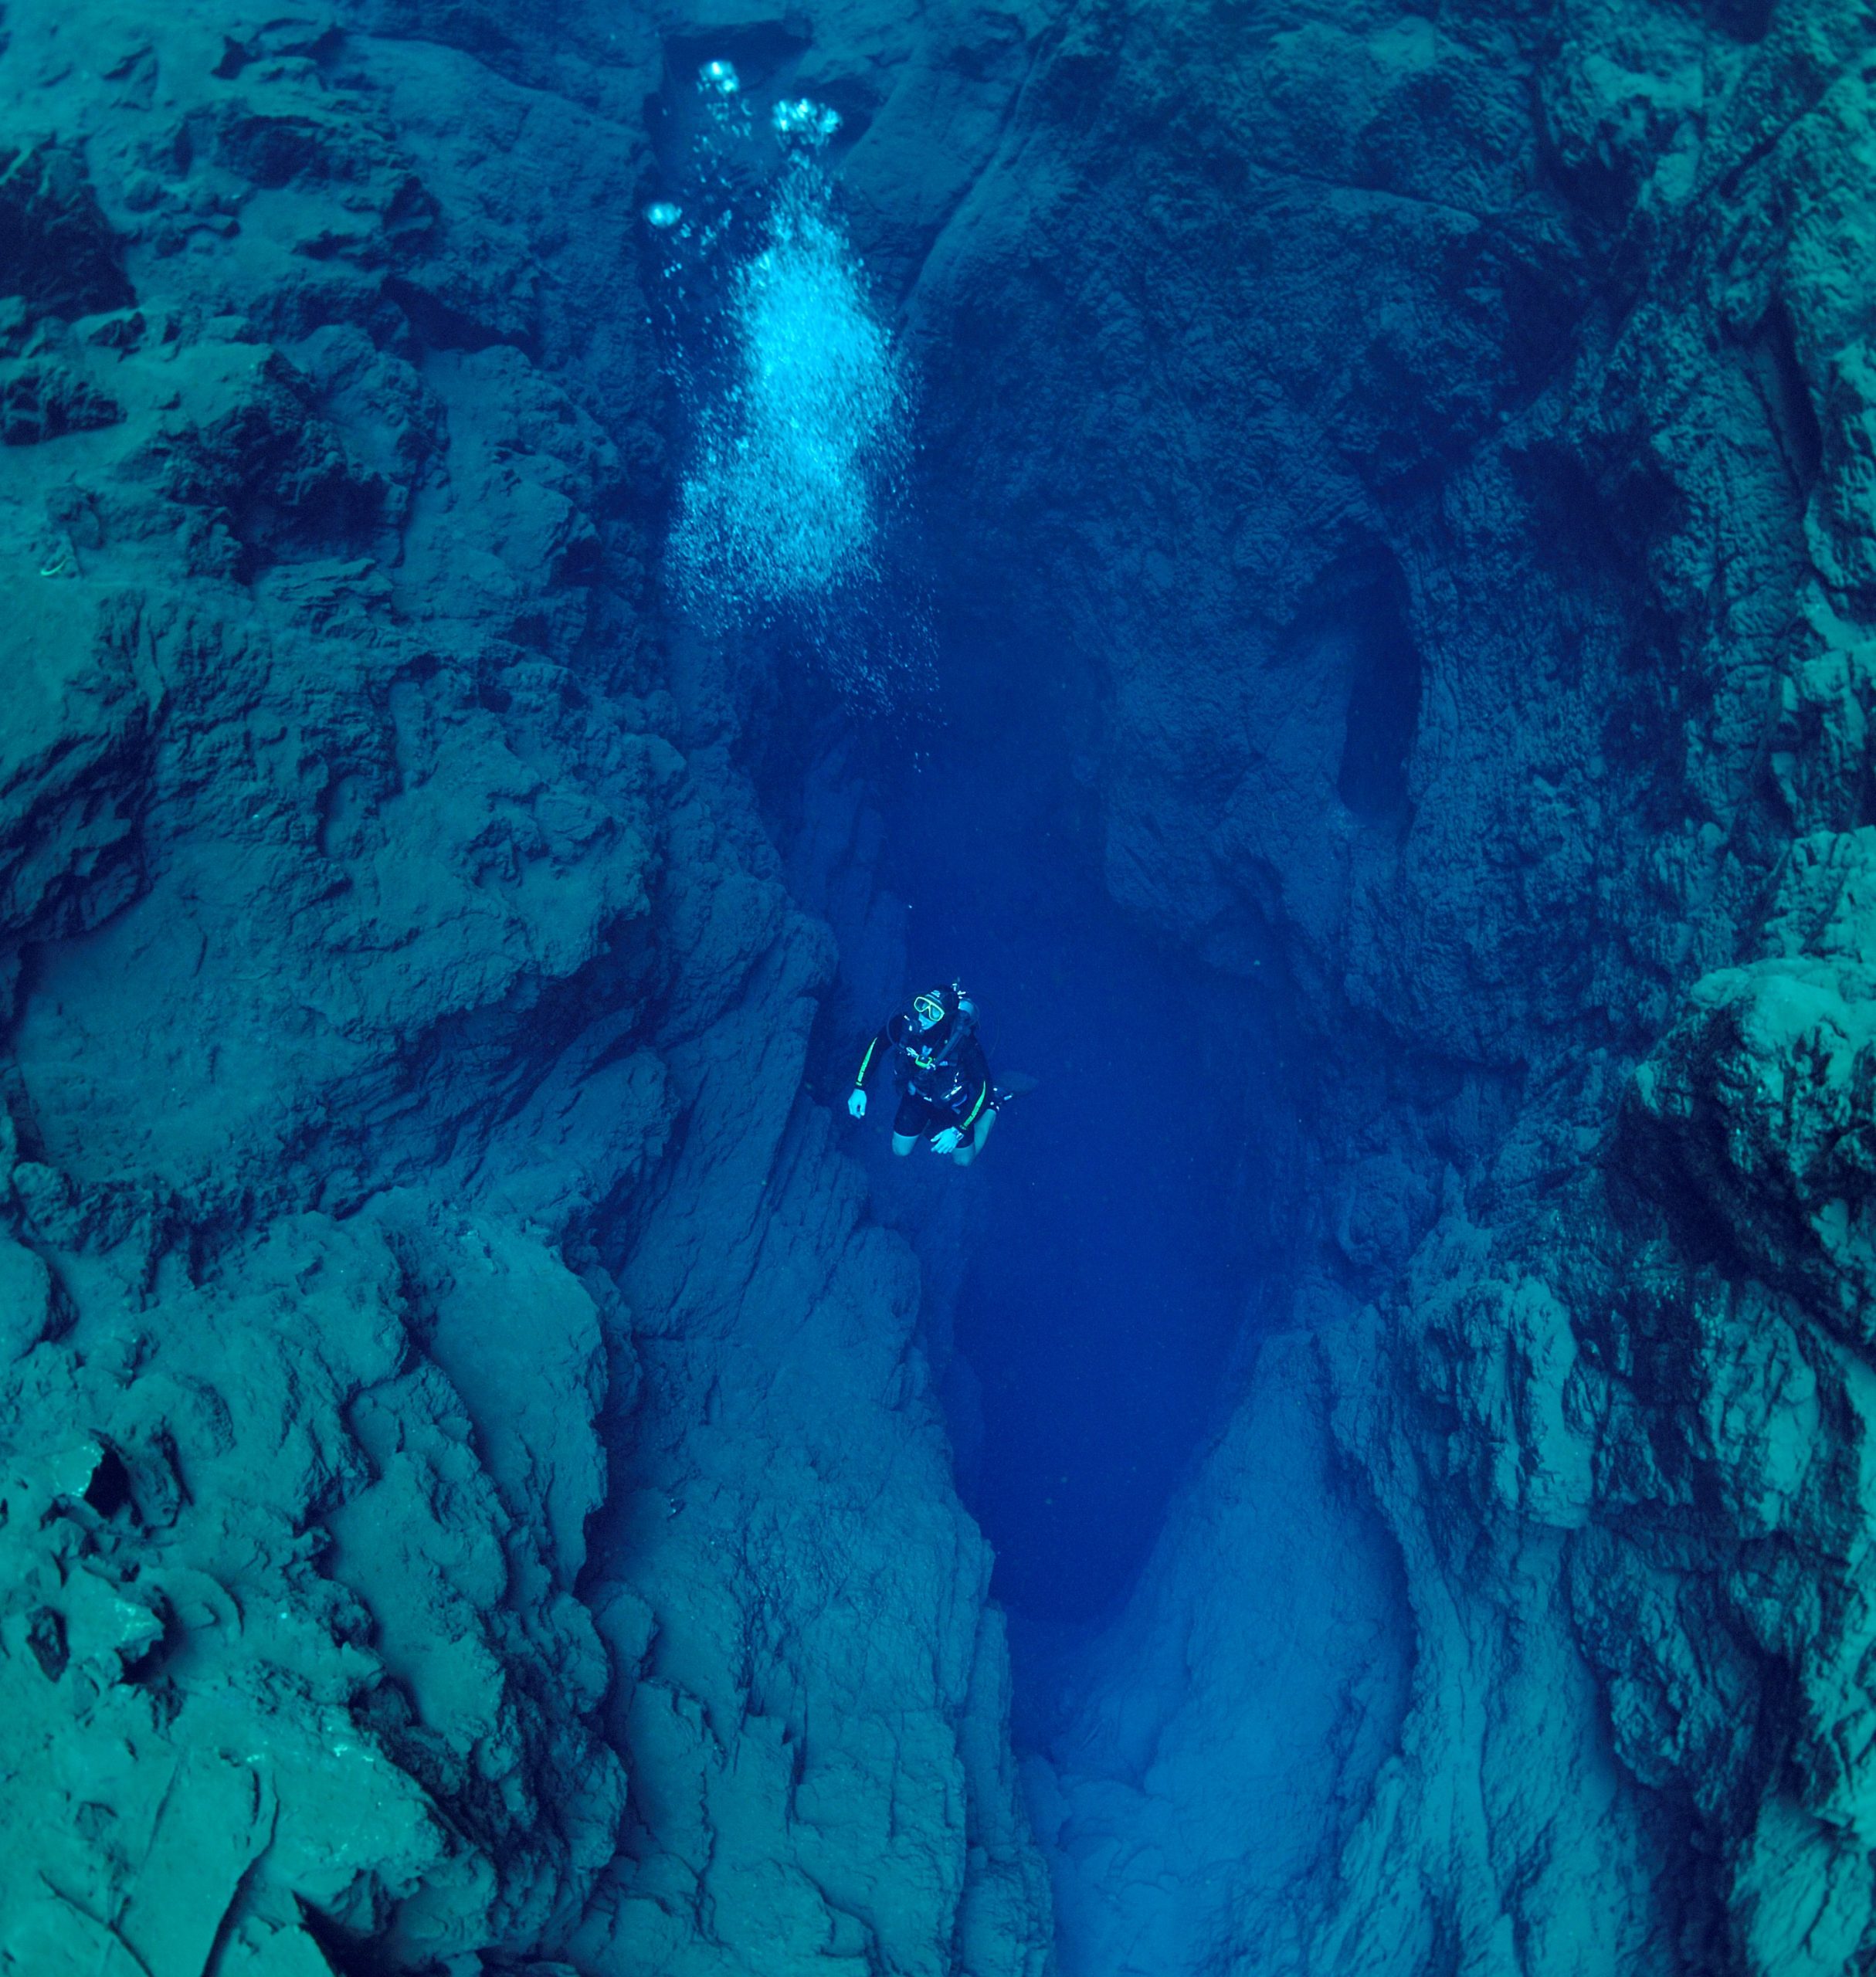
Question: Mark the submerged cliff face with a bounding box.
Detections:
[904,0,1876,1970]
[0,5,1047,1969]
[3,0,1873,1972]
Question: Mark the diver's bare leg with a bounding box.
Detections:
[952,1107,997,1166]
[891,1133,918,1157]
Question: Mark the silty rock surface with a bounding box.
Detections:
[0,5,1049,1971]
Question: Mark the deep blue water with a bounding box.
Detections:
[877,655,1267,1623]
[656,91,1284,1625]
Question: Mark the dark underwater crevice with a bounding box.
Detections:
[1317,551,1424,825]
[880,716,1287,1623]
[749,613,1306,1628]
[1742,298,1823,500]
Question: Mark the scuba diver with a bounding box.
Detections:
[848,984,1001,1165]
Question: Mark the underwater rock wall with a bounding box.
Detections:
[7,0,1875,1969]
[907,0,1876,1969]
[0,5,1048,1969]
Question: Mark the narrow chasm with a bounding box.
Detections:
[1331,559,1423,825]
[650,36,1303,1644]
[880,718,1262,1626]
[770,572,1417,1977]
[7,2,1876,1973]
[830,647,1298,1628]
[739,0,1876,1962]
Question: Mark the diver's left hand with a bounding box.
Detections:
[931,1128,963,1154]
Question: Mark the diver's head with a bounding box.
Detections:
[901,987,958,1065]
[911,988,954,1033]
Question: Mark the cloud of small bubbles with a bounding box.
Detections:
[673,185,904,608]
[657,66,930,711]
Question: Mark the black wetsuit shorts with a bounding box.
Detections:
[894,1090,967,1141]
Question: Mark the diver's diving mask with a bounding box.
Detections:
[912,992,947,1029]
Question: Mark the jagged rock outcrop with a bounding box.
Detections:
[0,5,1049,1969]
[8,0,1873,1967]
[899,0,1876,1969]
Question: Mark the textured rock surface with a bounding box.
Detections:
[0,4,1048,1969]
[7,0,1876,1969]
[901,0,1876,1969]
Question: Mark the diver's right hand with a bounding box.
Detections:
[847,1088,867,1119]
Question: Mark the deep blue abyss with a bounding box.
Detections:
[876,657,1267,1625]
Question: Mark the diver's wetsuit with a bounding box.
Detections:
[854,1012,995,1144]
